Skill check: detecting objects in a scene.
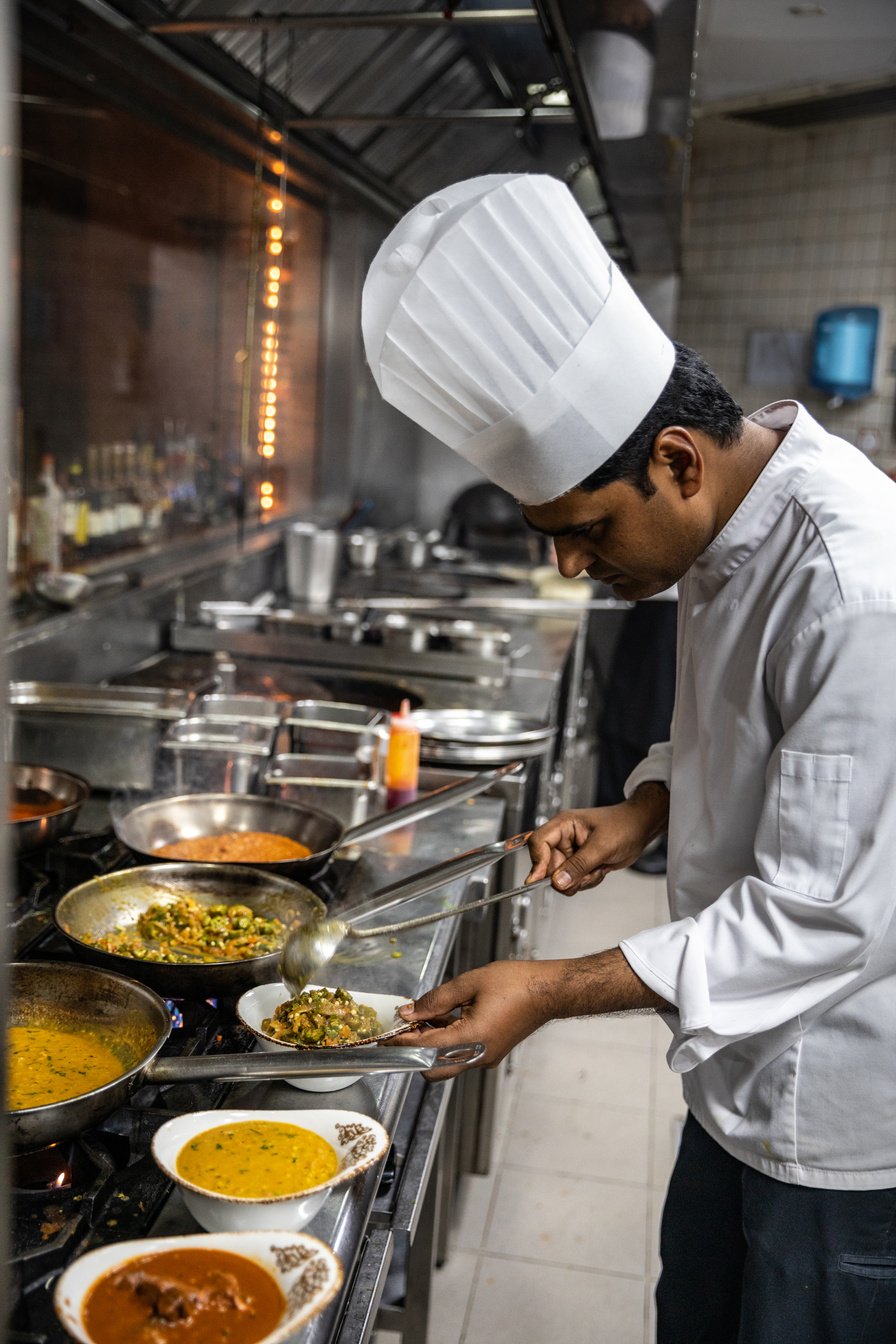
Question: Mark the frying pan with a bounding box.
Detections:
[111,761,521,879]
[55,827,537,1000]
[8,961,482,1149]
[53,863,327,999]
[8,763,91,854]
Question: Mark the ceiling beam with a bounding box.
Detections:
[287,107,576,127]
[150,9,540,35]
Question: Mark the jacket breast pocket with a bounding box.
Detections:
[773,750,852,901]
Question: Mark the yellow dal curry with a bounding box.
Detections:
[7,1024,125,1110]
[177,1120,339,1198]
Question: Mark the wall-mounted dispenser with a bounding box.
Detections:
[809,305,881,407]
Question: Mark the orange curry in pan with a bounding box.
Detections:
[8,789,66,824]
[154,830,313,863]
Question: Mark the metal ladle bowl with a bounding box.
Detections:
[279,830,548,995]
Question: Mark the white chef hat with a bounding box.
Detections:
[362,173,674,505]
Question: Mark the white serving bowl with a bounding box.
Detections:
[151,1107,390,1233]
[54,1229,342,1344]
[237,981,413,1092]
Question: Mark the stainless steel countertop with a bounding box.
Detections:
[149,791,507,1344]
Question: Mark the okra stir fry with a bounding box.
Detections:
[88,896,286,964]
[262,986,381,1046]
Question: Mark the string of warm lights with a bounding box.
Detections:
[258,130,286,513]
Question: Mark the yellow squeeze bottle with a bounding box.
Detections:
[385,698,420,810]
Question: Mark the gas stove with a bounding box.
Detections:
[8,827,364,1344]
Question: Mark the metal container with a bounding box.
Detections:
[155,718,275,794]
[410,708,556,765]
[8,683,192,790]
[284,523,341,605]
[196,592,275,631]
[429,618,513,658]
[282,700,388,763]
[263,608,367,644]
[344,528,383,572]
[188,693,284,727]
[394,528,439,570]
[378,611,432,653]
[264,753,381,827]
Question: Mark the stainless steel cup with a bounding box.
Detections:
[285,523,341,605]
[345,528,382,572]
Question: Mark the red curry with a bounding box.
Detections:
[81,1246,284,1344]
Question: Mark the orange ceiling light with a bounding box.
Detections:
[257,208,289,486]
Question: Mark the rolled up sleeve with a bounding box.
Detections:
[620,602,896,1072]
[624,740,673,795]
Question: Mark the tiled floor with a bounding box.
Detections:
[376,867,685,1344]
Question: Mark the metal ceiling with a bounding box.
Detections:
[139,1,598,218]
[29,0,705,272]
[98,0,663,268]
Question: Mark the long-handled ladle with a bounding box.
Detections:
[279,831,549,995]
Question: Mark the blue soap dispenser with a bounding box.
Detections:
[809,305,881,408]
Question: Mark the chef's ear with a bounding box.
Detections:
[650,426,704,499]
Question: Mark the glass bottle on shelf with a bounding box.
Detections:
[97,443,120,552]
[26,453,63,574]
[62,462,90,563]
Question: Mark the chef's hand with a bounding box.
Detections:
[397,960,557,1079]
[528,781,670,895]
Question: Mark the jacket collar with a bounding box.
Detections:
[690,400,825,592]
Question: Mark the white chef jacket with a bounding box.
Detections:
[620,400,896,1190]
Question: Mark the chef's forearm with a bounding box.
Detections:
[536,947,674,1018]
[627,780,670,845]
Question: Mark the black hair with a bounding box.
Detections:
[575,343,744,498]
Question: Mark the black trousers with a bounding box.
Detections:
[657,1114,896,1344]
[596,600,677,806]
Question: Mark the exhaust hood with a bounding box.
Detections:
[42,0,699,274]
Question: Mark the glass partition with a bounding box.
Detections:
[12,61,323,592]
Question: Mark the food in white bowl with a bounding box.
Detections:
[53,1229,342,1344]
[237,981,414,1092]
[152,1107,390,1233]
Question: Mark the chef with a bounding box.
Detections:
[362,174,896,1343]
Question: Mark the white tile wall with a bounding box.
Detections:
[677,111,896,465]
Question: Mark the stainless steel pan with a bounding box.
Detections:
[8,962,482,1149]
[7,763,91,854]
[111,762,520,878]
[54,863,327,998]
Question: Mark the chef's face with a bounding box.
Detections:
[521,435,713,600]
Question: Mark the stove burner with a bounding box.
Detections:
[11,1142,76,1194]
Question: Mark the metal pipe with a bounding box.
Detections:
[151,9,539,34]
[287,108,576,128]
[530,0,632,267]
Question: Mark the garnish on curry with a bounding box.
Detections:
[176,1120,339,1198]
[83,896,285,965]
[7,1024,125,1110]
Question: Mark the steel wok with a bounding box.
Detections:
[8,962,481,1149]
[53,863,327,998]
[111,761,521,879]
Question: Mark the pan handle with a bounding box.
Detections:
[338,761,522,849]
[344,830,534,926]
[355,875,553,937]
[144,1043,485,1083]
